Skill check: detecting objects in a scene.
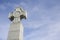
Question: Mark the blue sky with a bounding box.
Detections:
[0,0,60,40]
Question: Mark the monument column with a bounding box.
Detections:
[7,7,27,40]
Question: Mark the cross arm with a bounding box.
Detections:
[8,12,14,21]
[20,10,27,20]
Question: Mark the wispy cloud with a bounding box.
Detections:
[24,22,60,40]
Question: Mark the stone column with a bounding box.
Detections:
[7,7,27,40]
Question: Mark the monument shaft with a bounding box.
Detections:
[7,22,23,40]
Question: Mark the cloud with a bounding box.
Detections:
[24,22,60,40]
[23,1,60,40]
[24,21,43,29]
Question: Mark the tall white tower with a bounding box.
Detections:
[7,7,27,40]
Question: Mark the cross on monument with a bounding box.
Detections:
[7,7,27,40]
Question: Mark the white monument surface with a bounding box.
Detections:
[7,7,27,40]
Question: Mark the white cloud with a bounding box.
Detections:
[24,21,43,29]
[24,22,60,40]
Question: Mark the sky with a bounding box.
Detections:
[0,0,60,40]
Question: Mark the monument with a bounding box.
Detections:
[7,7,27,40]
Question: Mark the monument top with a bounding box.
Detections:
[15,7,23,12]
[8,7,27,22]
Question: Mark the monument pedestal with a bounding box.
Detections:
[7,22,23,40]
